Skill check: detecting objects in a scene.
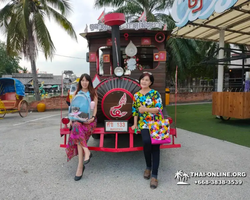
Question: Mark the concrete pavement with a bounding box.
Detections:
[0,111,249,200]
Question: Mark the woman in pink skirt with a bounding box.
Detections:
[65,74,97,181]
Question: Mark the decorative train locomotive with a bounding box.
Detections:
[60,13,181,151]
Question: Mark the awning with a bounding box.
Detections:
[172,0,250,46]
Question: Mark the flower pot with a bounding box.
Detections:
[37,103,46,112]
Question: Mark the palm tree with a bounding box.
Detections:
[21,66,28,73]
[94,0,200,82]
[95,0,234,88]
[182,173,189,182]
[95,0,174,22]
[174,170,183,181]
[0,0,77,100]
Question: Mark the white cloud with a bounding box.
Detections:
[0,0,112,77]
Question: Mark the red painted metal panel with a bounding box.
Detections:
[88,144,181,152]
[60,128,70,135]
[100,133,104,148]
[129,133,133,148]
[60,126,181,152]
[61,127,177,136]
[104,13,126,26]
[101,88,133,120]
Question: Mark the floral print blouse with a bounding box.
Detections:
[132,89,163,131]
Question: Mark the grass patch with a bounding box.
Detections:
[166,104,250,148]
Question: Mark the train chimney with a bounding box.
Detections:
[104,13,125,76]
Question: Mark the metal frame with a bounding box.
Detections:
[0,99,28,118]
[60,127,181,152]
[172,0,250,46]
[201,47,250,91]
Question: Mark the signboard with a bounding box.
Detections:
[141,38,151,45]
[92,74,101,88]
[90,21,164,31]
[102,91,133,120]
[103,54,110,63]
[172,0,238,27]
[104,120,128,132]
[154,51,166,61]
[107,38,112,46]
[89,52,96,62]
[154,53,159,61]
[159,51,166,61]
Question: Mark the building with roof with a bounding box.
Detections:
[2,73,62,93]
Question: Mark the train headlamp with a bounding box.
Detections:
[114,67,124,77]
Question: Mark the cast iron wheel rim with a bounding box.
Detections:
[0,108,6,118]
[18,100,28,117]
[220,116,231,121]
[95,77,141,122]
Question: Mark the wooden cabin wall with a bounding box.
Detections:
[88,35,167,104]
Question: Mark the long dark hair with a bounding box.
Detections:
[76,73,97,100]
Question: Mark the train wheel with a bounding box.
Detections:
[96,77,141,122]
[220,116,231,121]
[92,134,100,139]
[0,108,6,118]
[18,100,28,117]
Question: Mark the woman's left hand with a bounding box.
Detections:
[138,103,148,114]
[84,117,95,124]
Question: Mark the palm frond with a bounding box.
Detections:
[0,3,15,31]
[155,13,175,30]
[150,0,169,12]
[23,0,31,27]
[47,6,77,41]
[94,0,125,8]
[46,0,72,15]
[33,12,55,59]
[114,3,142,15]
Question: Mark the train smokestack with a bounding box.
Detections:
[104,13,126,71]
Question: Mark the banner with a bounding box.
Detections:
[172,0,238,27]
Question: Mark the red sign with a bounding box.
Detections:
[153,53,159,61]
[103,54,110,63]
[107,38,112,46]
[141,37,151,45]
[89,52,96,62]
[154,51,166,61]
[188,0,203,13]
[159,51,166,61]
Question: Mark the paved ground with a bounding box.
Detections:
[0,110,249,200]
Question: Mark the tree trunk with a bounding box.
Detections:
[28,28,40,101]
[30,59,40,101]
[187,76,191,88]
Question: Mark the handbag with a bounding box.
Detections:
[147,108,171,145]
[68,92,91,122]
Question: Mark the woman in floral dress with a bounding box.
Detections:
[131,72,163,189]
[66,74,97,181]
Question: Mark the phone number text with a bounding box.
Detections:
[194,180,243,185]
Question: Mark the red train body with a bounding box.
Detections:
[60,14,181,151]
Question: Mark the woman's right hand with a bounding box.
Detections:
[131,124,138,131]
